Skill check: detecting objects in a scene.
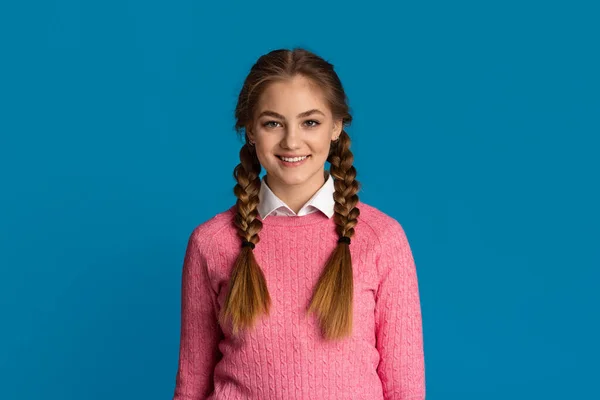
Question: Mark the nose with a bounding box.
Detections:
[280,125,302,149]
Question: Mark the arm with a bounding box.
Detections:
[374,220,426,400]
[173,230,223,400]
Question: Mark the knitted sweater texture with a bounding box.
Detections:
[172,200,425,399]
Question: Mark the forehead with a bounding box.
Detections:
[256,76,329,116]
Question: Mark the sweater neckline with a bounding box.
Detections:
[227,202,362,227]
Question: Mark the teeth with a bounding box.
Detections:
[280,156,308,162]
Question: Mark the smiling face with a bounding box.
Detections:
[247,75,343,199]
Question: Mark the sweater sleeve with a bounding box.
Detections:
[173,230,223,400]
[374,220,426,400]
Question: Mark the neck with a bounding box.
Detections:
[265,170,327,214]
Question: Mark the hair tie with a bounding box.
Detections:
[241,240,255,250]
[338,236,351,245]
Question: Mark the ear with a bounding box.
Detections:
[332,118,343,140]
[246,125,255,142]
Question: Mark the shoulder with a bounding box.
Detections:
[356,200,407,244]
[186,205,237,250]
[356,201,415,279]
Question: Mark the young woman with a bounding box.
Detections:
[173,48,425,400]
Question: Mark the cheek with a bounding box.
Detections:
[315,138,334,154]
[253,145,273,168]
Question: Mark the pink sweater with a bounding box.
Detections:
[172,200,426,399]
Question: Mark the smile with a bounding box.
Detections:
[277,155,310,167]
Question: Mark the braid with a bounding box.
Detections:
[219,142,271,337]
[232,142,262,241]
[329,129,360,238]
[307,129,361,340]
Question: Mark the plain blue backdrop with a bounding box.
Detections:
[1,1,598,399]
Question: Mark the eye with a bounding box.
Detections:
[262,120,281,129]
[304,120,321,128]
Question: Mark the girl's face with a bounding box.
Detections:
[248,75,342,195]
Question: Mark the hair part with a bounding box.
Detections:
[221,47,361,340]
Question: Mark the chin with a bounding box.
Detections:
[277,173,310,186]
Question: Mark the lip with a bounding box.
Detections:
[277,154,310,158]
[277,154,310,167]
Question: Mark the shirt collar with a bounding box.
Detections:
[257,171,335,219]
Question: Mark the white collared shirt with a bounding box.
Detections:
[257,171,335,219]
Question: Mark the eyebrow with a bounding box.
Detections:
[257,109,325,120]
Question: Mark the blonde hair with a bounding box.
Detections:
[219,48,360,341]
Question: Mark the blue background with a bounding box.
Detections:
[1,1,598,399]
